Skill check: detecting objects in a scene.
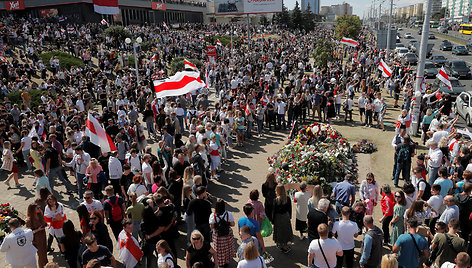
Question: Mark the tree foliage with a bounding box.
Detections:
[291,1,303,30]
[169,57,203,74]
[39,51,84,70]
[302,3,315,30]
[312,39,334,68]
[104,26,131,48]
[334,15,362,39]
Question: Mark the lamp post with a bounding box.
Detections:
[125,36,142,84]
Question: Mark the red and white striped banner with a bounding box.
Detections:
[340,37,359,47]
[184,59,198,72]
[153,71,205,98]
[101,19,108,25]
[378,59,392,77]
[216,39,222,46]
[85,113,117,153]
[93,0,119,15]
[437,67,452,89]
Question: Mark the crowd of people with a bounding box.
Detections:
[0,13,471,268]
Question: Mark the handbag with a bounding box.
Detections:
[260,217,273,237]
[97,171,107,184]
[317,239,331,268]
[410,233,425,258]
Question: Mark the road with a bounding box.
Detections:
[398,29,471,130]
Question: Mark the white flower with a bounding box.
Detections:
[268,167,274,173]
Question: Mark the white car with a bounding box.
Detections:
[454,92,472,126]
[398,27,403,31]
[396,48,409,58]
[395,43,405,50]
[404,32,413,39]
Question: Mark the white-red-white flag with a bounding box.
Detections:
[67,27,75,34]
[340,37,359,47]
[101,19,108,25]
[118,230,143,268]
[163,22,169,31]
[216,39,222,46]
[378,59,392,77]
[85,113,117,153]
[153,71,205,98]
[0,56,7,63]
[93,0,119,15]
[184,59,198,72]
[437,67,452,89]
[150,54,156,64]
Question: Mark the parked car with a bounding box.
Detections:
[428,33,436,39]
[404,32,413,39]
[396,48,410,58]
[418,29,422,35]
[434,77,465,99]
[408,40,418,50]
[444,60,471,78]
[439,40,453,51]
[454,92,472,126]
[431,55,447,66]
[424,61,438,78]
[395,43,405,50]
[403,53,418,65]
[466,41,472,52]
[438,26,448,33]
[452,45,469,55]
[398,27,403,31]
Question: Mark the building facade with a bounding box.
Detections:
[301,0,320,14]
[396,3,423,19]
[320,2,353,20]
[0,0,206,24]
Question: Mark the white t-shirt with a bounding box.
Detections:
[127,183,147,197]
[76,99,84,111]
[209,211,235,225]
[411,175,427,199]
[294,191,311,221]
[432,130,449,144]
[142,162,153,186]
[277,102,286,114]
[237,256,267,268]
[81,200,103,212]
[427,194,445,216]
[332,220,359,250]
[308,238,342,268]
[157,253,174,268]
[358,97,366,108]
[128,155,142,175]
[21,136,32,151]
[440,262,455,268]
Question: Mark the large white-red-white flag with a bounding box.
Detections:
[216,39,222,46]
[154,71,205,98]
[85,113,117,153]
[437,67,452,89]
[93,0,119,15]
[378,59,393,77]
[340,37,359,47]
[184,59,198,72]
[118,230,143,268]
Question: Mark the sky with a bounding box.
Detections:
[283,0,422,18]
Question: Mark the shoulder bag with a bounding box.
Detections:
[317,239,331,268]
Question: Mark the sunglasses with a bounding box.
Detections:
[191,237,201,241]
[85,197,92,200]
[90,217,97,220]
[395,195,401,198]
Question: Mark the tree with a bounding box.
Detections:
[274,3,291,27]
[312,39,334,68]
[260,15,269,26]
[104,26,131,48]
[291,1,303,30]
[334,15,362,39]
[169,57,203,74]
[302,3,315,30]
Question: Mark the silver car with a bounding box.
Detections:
[454,92,472,126]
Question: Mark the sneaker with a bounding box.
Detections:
[25,170,33,173]
[4,181,10,187]
[66,190,74,195]
[300,235,305,240]
[15,183,21,188]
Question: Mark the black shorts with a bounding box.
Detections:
[359,108,365,115]
[295,219,307,232]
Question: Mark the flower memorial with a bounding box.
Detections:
[0,203,20,239]
[268,123,357,187]
[351,139,378,154]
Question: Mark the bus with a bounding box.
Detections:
[459,24,472,34]
[415,20,423,27]
[430,21,439,28]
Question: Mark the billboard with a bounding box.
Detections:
[152,2,166,10]
[5,0,24,11]
[207,46,217,64]
[214,0,281,15]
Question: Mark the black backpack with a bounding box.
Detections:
[215,212,230,236]
[397,145,411,163]
[417,179,431,201]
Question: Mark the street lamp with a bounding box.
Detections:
[125,36,143,84]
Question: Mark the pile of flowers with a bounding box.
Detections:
[351,139,378,154]
[268,123,357,186]
[0,203,20,237]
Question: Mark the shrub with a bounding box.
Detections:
[204,35,240,46]
[169,57,203,74]
[39,51,84,70]
[6,89,52,109]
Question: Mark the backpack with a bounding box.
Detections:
[397,145,411,163]
[215,212,230,236]
[165,256,181,268]
[417,179,431,201]
[105,197,123,222]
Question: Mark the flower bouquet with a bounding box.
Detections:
[351,139,377,154]
[268,123,357,187]
[0,203,21,239]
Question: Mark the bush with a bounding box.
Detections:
[169,57,203,74]
[6,89,51,109]
[39,51,84,70]
[204,35,240,46]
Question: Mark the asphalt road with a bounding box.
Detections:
[397,29,471,130]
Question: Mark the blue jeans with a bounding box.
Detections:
[257,119,264,135]
[277,114,286,129]
[22,150,32,170]
[184,213,195,242]
[394,161,411,186]
[132,219,142,241]
[429,166,439,185]
[76,172,86,199]
[49,166,71,191]
[177,116,184,131]
[145,119,155,136]
[246,120,253,138]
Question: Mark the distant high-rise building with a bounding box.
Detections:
[301,0,320,14]
[319,2,353,20]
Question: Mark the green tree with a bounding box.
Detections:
[312,39,334,68]
[104,26,131,48]
[169,57,203,74]
[334,15,362,39]
[291,1,303,30]
[273,3,291,27]
[260,15,269,26]
[302,3,315,30]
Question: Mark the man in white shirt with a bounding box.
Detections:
[81,190,104,217]
[0,218,37,268]
[427,184,445,217]
[358,93,366,123]
[108,151,123,196]
[308,223,343,268]
[425,139,443,184]
[65,146,90,199]
[332,207,359,268]
[432,123,449,144]
[276,98,286,130]
[142,154,154,193]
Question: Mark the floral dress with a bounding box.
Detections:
[390,204,406,245]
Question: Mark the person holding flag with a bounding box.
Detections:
[118,218,143,268]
